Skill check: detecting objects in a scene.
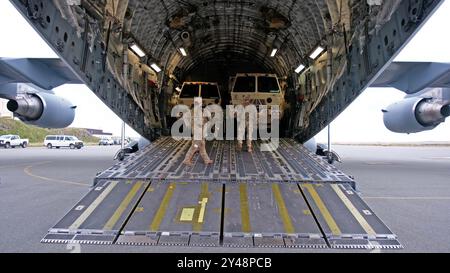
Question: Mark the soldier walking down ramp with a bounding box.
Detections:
[183,97,213,166]
[237,95,256,153]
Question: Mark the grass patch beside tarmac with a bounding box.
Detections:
[0,117,100,144]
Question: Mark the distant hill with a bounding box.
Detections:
[0,117,100,144]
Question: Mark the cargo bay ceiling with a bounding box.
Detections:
[124,0,345,77]
[114,0,352,78]
[10,0,443,140]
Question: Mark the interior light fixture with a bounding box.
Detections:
[309,46,325,59]
[295,64,306,74]
[130,43,146,58]
[179,47,187,56]
[270,48,278,57]
[150,63,162,73]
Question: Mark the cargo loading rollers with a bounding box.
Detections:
[42,138,402,249]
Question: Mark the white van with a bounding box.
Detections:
[44,135,84,149]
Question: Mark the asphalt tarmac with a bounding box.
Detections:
[0,145,449,253]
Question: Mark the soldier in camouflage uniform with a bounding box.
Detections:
[183,97,213,165]
[237,95,255,153]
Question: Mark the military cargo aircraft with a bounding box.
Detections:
[1,0,449,249]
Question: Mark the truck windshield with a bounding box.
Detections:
[258,76,280,93]
[201,84,220,99]
[233,76,256,93]
[180,84,200,98]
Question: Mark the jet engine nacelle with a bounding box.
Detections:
[383,97,450,133]
[7,92,75,128]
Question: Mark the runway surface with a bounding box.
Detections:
[0,145,449,253]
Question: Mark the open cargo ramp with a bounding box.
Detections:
[42,138,401,249]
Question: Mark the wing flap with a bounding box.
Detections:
[0,58,83,90]
[371,62,450,94]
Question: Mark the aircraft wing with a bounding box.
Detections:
[371,62,450,94]
[0,58,83,90]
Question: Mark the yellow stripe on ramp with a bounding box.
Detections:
[103,181,143,230]
[149,183,176,231]
[331,184,376,236]
[272,184,295,234]
[193,183,209,232]
[198,198,208,223]
[303,184,341,236]
[239,184,251,233]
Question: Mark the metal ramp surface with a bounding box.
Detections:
[96,138,354,185]
[42,138,401,249]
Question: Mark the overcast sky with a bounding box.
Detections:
[1,1,450,142]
